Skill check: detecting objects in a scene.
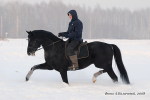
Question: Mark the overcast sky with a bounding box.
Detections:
[1,0,150,11]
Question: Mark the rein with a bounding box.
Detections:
[37,40,62,51]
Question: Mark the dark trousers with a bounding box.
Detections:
[66,40,80,56]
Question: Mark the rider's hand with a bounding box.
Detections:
[58,33,63,37]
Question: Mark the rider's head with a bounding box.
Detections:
[67,10,78,21]
[68,13,72,20]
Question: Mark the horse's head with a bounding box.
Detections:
[26,30,63,56]
[26,31,43,56]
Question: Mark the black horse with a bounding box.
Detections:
[26,30,130,84]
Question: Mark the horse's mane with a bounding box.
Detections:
[31,30,61,41]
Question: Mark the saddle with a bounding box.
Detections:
[76,41,89,59]
[65,41,89,59]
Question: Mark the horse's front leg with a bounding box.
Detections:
[59,70,69,84]
[26,63,53,81]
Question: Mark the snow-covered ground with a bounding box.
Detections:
[0,39,150,100]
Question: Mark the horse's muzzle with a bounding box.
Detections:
[27,47,36,56]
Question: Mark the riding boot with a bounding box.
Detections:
[68,55,79,71]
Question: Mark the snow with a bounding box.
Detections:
[0,39,150,100]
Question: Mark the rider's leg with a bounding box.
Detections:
[69,55,79,70]
[67,40,80,70]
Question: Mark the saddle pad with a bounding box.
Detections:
[77,43,89,59]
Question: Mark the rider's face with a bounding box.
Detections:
[68,13,72,20]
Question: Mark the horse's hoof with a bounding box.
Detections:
[26,77,29,81]
[62,82,69,87]
[92,76,96,83]
[93,80,96,83]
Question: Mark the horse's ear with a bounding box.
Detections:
[26,31,32,35]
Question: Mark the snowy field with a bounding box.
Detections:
[0,39,150,100]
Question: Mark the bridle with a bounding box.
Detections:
[37,40,62,51]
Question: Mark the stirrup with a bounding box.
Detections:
[68,65,79,71]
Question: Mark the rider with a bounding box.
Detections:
[58,10,83,70]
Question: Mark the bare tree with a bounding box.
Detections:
[0,1,150,39]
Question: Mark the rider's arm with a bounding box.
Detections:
[68,22,82,38]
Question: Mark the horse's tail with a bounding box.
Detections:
[111,44,130,84]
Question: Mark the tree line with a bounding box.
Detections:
[0,1,150,39]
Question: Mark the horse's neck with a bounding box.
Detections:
[42,39,65,51]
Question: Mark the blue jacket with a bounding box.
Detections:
[62,10,83,41]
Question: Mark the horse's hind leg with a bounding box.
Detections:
[26,63,53,81]
[106,66,118,83]
[92,70,106,83]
